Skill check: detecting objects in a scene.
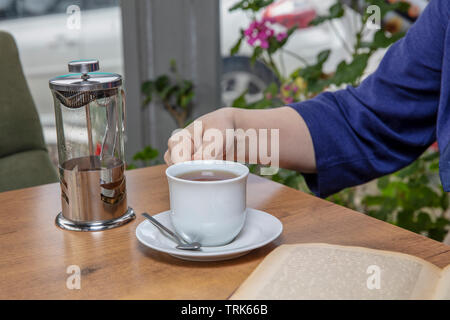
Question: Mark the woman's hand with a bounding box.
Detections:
[164,107,235,165]
[164,106,316,174]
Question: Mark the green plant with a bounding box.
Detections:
[129,60,195,170]
[362,151,450,241]
[141,59,194,128]
[126,145,160,170]
[229,0,450,241]
[230,0,410,101]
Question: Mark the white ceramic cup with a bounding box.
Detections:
[165,160,249,247]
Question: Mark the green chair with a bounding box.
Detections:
[0,31,58,192]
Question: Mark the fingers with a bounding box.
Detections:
[164,150,172,166]
[166,127,195,165]
[199,128,226,161]
[165,115,231,165]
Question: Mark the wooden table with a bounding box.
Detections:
[1,165,450,299]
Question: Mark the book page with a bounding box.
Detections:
[231,243,441,300]
[433,265,450,299]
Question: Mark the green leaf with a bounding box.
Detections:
[397,210,415,231]
[362,195,385,206]
[247,164,260,174]
[180,91,194,109]
[306,79,330,94]
[377,176,390,189]
[141,80,154,94]
[133,146,159,162]
[264,82,279,96]
[159,85,176,100]
[309,16,328,26]
[231,33,244,56]
[381,181,408,197]
[232,90,248,108]
[368,209,389,222]
[290,50,329,92]
[142,94,152,107]
[396,161,420,179]
[126,163,137,170]
[317,50,331,65]
[250,46,263,65]
[291,50,329,79]
[406,185,441,209]
[428,217,450,241]
[154,75,170,92]
[364,30,406,50]
[229,0,274,12]
[183,119,193,128]
[141,81,154,107]
[330,53,370,86]
[274,26,297,51]
[284,175,300,190]
[267,36,281,54]
[180,80,194,93]
[329,3,344,18]
[428,228,447,242]
[176,81,193,106]
[422,151,439,162]
[440,191,449,211]
[416,212,432,232]
[309,2,344,26]
[246,98,273,109]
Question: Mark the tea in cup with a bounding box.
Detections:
[165,160,249,246]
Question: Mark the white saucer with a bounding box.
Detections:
[135,208,283,261]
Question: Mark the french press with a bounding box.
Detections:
[49,59,135,231]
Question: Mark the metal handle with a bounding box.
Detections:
[142,213,183,245]
[68,59,99,74]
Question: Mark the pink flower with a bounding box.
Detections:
[244,18,289,50]
[249,21,258,30]
[257,32,268,41]
[244,18,277,49]
[248,37,256,46]
[283,96,294,104]
[276,32,287,42]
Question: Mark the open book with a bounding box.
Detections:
[231,243,450,300]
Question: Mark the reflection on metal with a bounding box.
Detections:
[51,60,134,232]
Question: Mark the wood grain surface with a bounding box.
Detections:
[0,165,449,299]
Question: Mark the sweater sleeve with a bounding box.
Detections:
[288,0,449,198]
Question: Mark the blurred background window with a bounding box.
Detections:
[0,0,123,165]
[0,0,428,165]
[220,0,355,106]
[220,0,428,107]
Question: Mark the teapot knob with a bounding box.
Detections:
[68,59,99,74]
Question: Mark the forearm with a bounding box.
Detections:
[231,106,316,173]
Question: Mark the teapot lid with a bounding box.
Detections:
[49,59,122,92]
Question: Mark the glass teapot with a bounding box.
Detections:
[49,59,135,231]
